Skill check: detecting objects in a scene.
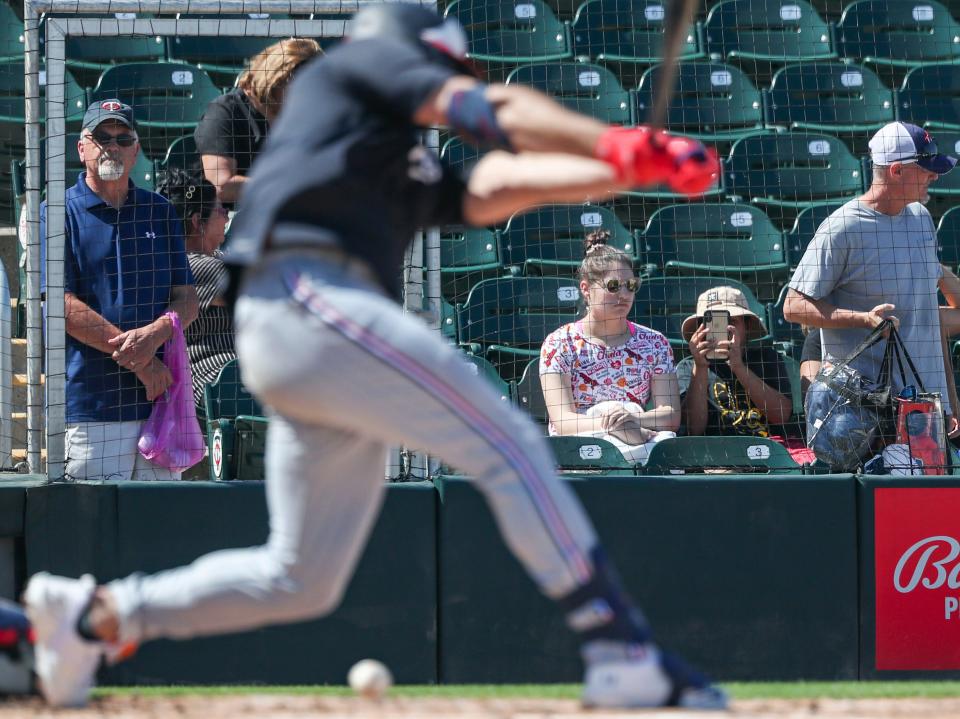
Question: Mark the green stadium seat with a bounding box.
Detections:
[440,296,459,342]
[461,352,514,403]
[499,203,637,276]
[202,359,267,481]
[441,228,502,303]
[166,14,292,82]
[515,357,549,423]
[547,435,635,473]
[156,133,201,174]
[57,13,166,84]
[634,62,766,144]
[233,415,268,481]
[784,202,842,268]
[641,435,803,474]
[836,0,960,83]
[505,61,632,124]
[0,61,87,130]
[628,275,769,350]
[767,283,806,356]
[704,0,835,67]
[936,206,960,273]
[91,62,222,155]
[924,131,960,196]
[765,62,895,134]
[444,0,572,66]
[779,348,805,415]
[0,1,24,63]
[570,0,701,81]
[725,132,864,213]
[639,202,788,302]
[456,276,581,380]
[897,64,960,132]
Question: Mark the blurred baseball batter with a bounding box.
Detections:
[24,5,726,709]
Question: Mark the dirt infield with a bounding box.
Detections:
[3,694,960,718]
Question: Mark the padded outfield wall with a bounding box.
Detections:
[6,473,957,683]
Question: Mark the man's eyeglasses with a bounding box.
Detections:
[89,130,137,148]
[596,278,640,294]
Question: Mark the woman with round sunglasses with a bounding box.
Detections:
[156,168,233,411]
[540,231,680,462]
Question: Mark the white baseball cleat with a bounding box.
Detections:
[582,645,728,710]
[23,572,103,708]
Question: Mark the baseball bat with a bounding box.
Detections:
[647,0,699,130]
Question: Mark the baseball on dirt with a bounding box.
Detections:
[348,659,393,699]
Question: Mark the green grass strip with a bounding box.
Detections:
[94,682,960,701]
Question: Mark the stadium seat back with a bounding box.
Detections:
[704,0,835,63]
[548,435,635,472]
[203,359,262,422]
[157,133,201,173]
[641,436,803,474]
[725,131,864,209]
[766,62,895,133]
[836,0,960,65]
[515,357,549,424]
[500,203,637,274]
[937,206,960,272]
[897,64,960,131]
[506,61,632,123]
[461,353,514,403]
[0,2,24,62]
[640,202,786,277]
[635,61,765,143]
[445,0,572,63]
[441,228,502,302]
[570,0,700,64]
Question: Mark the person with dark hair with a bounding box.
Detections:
[195,37,322,204]
[539,230,679,462]
[156,168,234,408]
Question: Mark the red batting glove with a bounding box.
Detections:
[595,127,720,196]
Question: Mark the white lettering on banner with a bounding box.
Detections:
[946,596,960,619]
[579,445,603,460]
[710,71,733,86]
[894,535,960,592]
[557,286,580,302]
[515,3,537,18]
[578,71,601,87]
[780,4,802,20]
[645,5,665,20]
[171,70,194,86]
[580,212,603,227]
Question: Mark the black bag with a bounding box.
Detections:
[806,320,926,470]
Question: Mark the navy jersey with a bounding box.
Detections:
[227,37,468,293]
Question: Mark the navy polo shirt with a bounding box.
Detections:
[41,173,193,423]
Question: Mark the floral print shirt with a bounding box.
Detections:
[539,321,675,435]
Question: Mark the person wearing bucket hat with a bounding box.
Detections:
[676,287,798,451]
[784,121,960,469]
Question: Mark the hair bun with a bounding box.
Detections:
[583,228,612,255]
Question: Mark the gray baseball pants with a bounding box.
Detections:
[107,251,599,644]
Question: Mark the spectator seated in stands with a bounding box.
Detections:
[156,168,234,412]
[539,230,680,464]
[195,37,322,205]
[677,286,813,464]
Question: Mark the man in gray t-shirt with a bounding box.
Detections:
[785,121,959,439]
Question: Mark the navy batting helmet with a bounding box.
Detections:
[346,4,479,76]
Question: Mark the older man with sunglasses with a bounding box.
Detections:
[40,99,199,481]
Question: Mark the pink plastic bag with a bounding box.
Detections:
[138,311,206,472]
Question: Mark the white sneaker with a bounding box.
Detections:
[23,572,103,708]
[582,645,728,710]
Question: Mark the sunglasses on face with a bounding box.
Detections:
[89,130,137,148]
[596,278,640,294]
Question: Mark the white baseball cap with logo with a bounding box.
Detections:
[869,121,958,174]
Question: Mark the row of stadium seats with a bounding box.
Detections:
[507,60,960,146]
[445,0,960,83]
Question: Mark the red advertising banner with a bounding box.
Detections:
[875,487,960,670]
